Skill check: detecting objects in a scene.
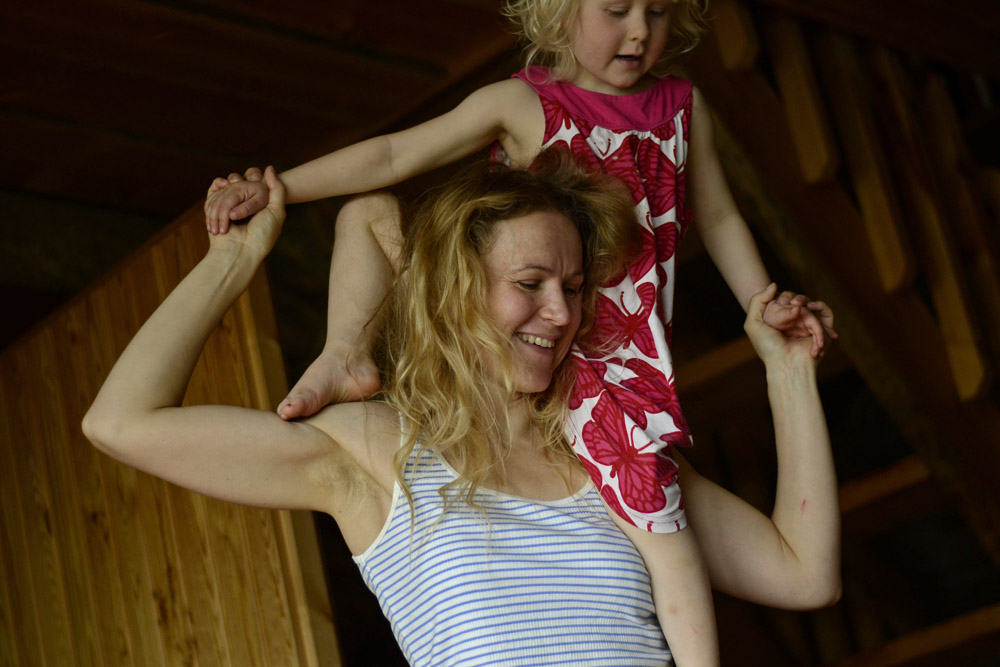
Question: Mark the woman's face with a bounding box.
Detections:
[482,210,584,394]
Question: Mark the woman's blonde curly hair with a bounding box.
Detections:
[503,0,709,82]
[381,147,638,509]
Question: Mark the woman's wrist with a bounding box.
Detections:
[764,354,818,389]
[203,243,264,291]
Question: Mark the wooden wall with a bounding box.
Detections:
[0,208,337,666]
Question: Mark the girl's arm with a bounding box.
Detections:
[687,87,771,312]
[681,285,842,609]
[205,79,543,232]
[687,87,835,355]
[84,169,393,526]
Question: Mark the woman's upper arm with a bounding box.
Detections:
[680,454,833,609]
[85,400,390,516]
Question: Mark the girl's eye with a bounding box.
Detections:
[564,284,582,297]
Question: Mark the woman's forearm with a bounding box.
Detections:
[766,358,842,600]
[84,246,260,442]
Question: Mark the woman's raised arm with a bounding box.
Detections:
[682,284,842,609]
[83,168,388,518]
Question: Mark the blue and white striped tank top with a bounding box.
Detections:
[353,443,672,666]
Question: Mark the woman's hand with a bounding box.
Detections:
[207,166,286,264]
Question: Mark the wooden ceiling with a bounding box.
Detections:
[3,0,1000,665]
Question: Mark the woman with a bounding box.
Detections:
[84,152,839,666]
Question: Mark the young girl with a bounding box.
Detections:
[205,1,836,663]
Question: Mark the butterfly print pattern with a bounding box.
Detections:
[515,69,694,533]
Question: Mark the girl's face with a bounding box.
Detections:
[482,210,584,394]
[568,0,672,95]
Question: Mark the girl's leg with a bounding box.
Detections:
[278,192,404,419]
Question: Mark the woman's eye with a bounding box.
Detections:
[564,285,582,297]
[517,281,540,291]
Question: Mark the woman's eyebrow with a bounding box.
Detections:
[511,263,585,277]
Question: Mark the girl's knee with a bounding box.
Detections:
[339,191,402,229]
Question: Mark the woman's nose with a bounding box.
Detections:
[541,291,571,326]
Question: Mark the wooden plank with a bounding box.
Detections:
[829,602,1000,667]
[29,327,105,666]
[243,507,301,664]
[711,0,760,71]
[61,296,136,666]
[751,0,1000,79]
[163,487,234,665]
[96,271,170,667]
[760,10,839,183]
[814,30,913,292]
[0,369,42,667]
[205,497,267,666]
[867,48,989,400]
[0,513,18,666]
[3,346,78,665]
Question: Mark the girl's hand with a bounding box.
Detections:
[761,289,837,358]
[747,284,823,368]
[204,166,269,235]
[207,166,286,263]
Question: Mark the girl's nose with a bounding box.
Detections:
[628,15,650,41]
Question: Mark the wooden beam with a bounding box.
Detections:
[840,457,943,540]
[711,0,759,71]
[760,10,839,183]
[686,27,1000,563]
[920,75,1000,371]
[828,603,1000,667]
[814,30,914,293]
[750,0,1000,79]
[867,47,990,399]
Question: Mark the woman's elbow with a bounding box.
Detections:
[81,405,128,459]
[797,571,843,610]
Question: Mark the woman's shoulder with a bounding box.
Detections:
[304,400,402,490]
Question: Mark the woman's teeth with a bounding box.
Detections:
[518,334,554,349]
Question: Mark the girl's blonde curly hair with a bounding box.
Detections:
[381,147,638,509]
[503,0,709,82]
